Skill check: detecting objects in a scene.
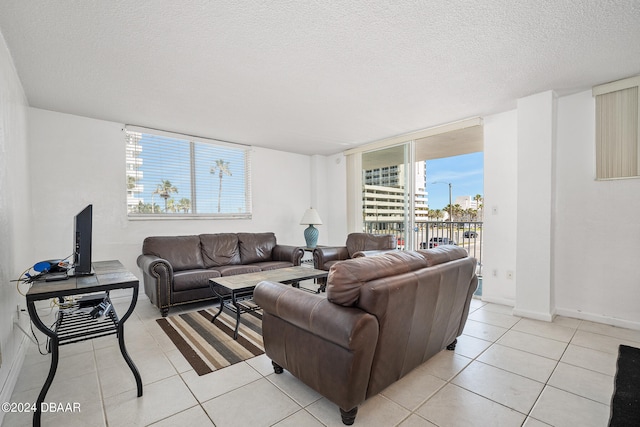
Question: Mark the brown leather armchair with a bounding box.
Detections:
[313,233,397,291]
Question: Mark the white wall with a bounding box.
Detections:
[483,89,640,329]
[554,90,640,327]
[481,110,518,305]
[0,32,32,417]
[514,91,556,321]
[27,108,313,279]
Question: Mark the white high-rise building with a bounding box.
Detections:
[125,131,144,211]
[362,161,429,224]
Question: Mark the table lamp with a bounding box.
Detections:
[300,207,323,248]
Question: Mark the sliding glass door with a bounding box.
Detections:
[356,124,484,252]
[361,143,412,249]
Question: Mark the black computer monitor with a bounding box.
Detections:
[72,204,93,276]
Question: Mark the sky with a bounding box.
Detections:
[136,134,247,213]
[425,152,483,210]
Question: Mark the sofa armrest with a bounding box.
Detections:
[272,245,304,266]
[351,249,398,258]
[254,281,378,351]
[254,281,379,412]
[313,246,350,270]
[136,254,174,315]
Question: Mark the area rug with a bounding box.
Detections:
[157,308,264,376]
[609,344,640,426]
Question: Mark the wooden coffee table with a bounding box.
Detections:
[209,266,328,339]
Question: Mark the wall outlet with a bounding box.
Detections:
[507,271,514,280]
[492,269,498,277]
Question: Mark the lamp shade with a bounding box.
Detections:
[300,208,323,225]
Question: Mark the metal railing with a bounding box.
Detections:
[363,220,483,275]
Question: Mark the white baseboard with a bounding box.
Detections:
[480,295,515,308]
[0,334,29,427]
[555,307,640,331]
[512,307,555,322]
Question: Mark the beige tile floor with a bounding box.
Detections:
[4,294,639,427]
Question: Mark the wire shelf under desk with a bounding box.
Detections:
[55,304,120,346]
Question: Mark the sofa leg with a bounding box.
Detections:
[272,361,284,374]
[160,307,169,317]
[340,407,358,425]
[446,339,457,351]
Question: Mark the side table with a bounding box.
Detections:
[25,260,143,427]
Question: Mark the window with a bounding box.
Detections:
[125,126,252,218]
[593,75,640,180]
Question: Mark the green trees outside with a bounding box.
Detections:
[153,179,178,212]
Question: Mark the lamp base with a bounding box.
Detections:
[304,225,319,248]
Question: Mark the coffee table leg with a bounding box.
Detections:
[231,291,240,339]
[210,287,224,324]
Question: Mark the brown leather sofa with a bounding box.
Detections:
[254,246,477,425]
[137,232,303,316]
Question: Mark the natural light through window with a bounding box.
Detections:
[125,127,252,218]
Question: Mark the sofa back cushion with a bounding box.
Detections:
[345,233,396,258]
[200,233,241,267]
[417,245,468,266]
[238,232,277,264]
[327,251,427,306]
[142,235,204,271]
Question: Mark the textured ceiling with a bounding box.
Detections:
[1,1,639,155]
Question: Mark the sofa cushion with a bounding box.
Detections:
[238,232,277,264]
[252,261,293,271]
[346,233,396,258]
[200,233,241,268]
[173,269,221,292]
[213,264,262,276]
[418,246,468,267]
[142,235,204,271]
[327,251,427,306]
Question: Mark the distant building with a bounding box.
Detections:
[125,131,144,211]
[455,195,480,210]
[362,162,429,227]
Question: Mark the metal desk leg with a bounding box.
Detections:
[115,288,143,397]
[27,302,59,427]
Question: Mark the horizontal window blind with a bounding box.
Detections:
[125,127,252,218]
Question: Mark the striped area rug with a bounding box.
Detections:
[156,308,264,376]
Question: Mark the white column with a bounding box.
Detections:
[513,91,557,321]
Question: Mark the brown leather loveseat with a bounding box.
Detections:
[137,232,303,316]
[254,245,477,425]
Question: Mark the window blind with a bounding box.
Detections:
[125,127,252,218]
[593,75,640,180]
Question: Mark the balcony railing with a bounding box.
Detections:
[363,220,483,276]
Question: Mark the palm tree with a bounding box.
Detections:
[474,194,483,220]
[177,198,191,213]
[127,175,137,190]
[210,159,232,213]
[153,179,178,213]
